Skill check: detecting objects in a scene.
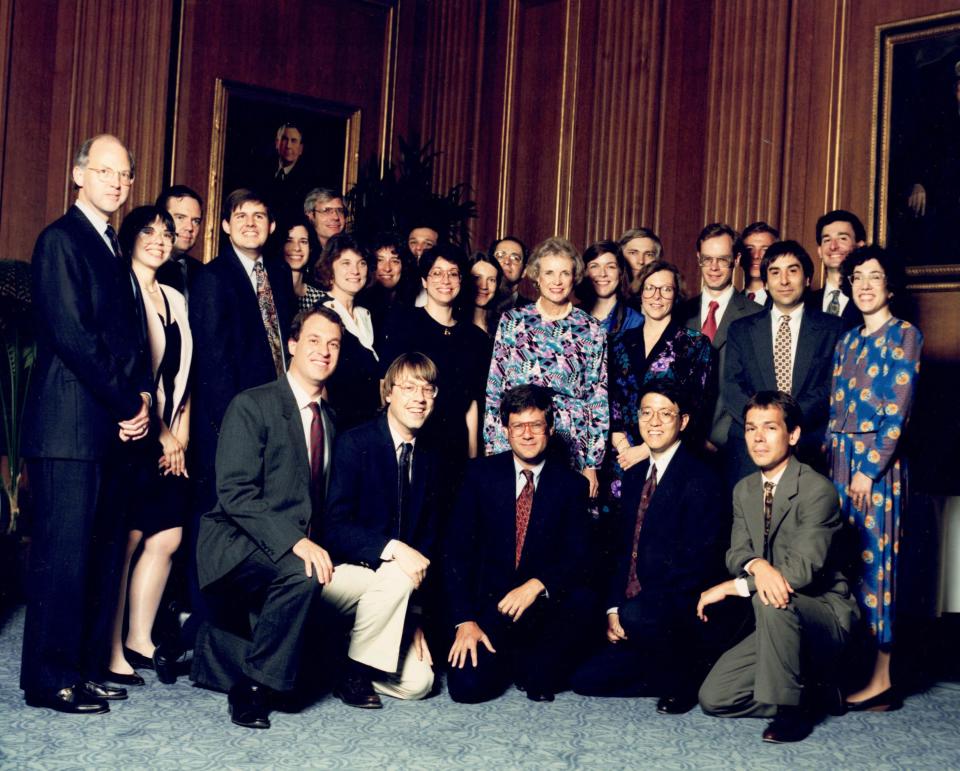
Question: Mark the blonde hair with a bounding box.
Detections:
[380,352,439,405]
[524,236,584,284]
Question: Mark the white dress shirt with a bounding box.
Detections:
[514,457,545,498]
[820,278,850,315]
[699,284,735,327]
[322,296,378,358]
[285,371,327,465]
[74,200,112,251]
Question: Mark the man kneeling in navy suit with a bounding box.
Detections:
[445,384,592,703]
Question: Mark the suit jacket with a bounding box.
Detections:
[723,307,843,455]
[189,250,296,471]
[322,414,442,567]
[197,376,335,589]
[807,288,861,332]
[606,443,729,616]
[23,205,151,460]
[727,457,858,631]
[157,253,201,301]
[679,291,763,446]
[444,452,590,626]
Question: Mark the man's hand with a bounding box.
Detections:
[849,471,873,512]
[291,538,334,584]
[581,468,599,498]
[412,626,433,666]
[447,621,495,669]
[606,611,627,643]
[496,578,545,622]
[697,580,736,622]
[908,183,926,216]
[389,542,430,589]
[118,395,151,442]
[751,559,793,609]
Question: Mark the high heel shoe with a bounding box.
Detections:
[844,687,902,712]
[123,646,155,671]
[104,670,145,687]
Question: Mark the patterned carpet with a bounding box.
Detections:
[1,605,958,770]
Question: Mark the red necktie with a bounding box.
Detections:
[701,300,719,343]
[515,470,534,567]
[309,402,325,499]
[747,291,756,301]
[625,464,658,599]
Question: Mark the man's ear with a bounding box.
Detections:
[788,425,801,447]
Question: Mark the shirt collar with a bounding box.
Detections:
[514,456,546,483]
[760,464,787,489]
[772,303,804,324]
[286,371,321,412]
[649,439,681,479]
[74,200,109,235]
[703,284,735,304]
[232,243,261,275]
[387,415,417,452]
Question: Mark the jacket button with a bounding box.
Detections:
[299,519,306,526]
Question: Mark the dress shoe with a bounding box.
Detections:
[334,672,383,709]
[104,670,145,687]
[82,680,128,701]
[123,646,155,671]
[228,683,271,729]
[656,692,698,715]
[152,643,177,685]
[525,689,555,702]
[25,686,109,714]
[762,707,813,743]
[844,687,902,713]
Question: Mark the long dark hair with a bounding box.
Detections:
[577,240,632,334]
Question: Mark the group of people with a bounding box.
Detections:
[19,132,923,746]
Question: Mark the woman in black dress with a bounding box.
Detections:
[361,231,418,345]
[269,212,323,312]
[108,206,192,685]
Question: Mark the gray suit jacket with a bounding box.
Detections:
[197,376,335,589]
[727,456,858,632]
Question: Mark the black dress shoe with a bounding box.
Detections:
[844,687,902,713]
[762,707,813,743]
[25,686,110,714]
[334,672,383,709]
[656,692,698,715]
[82,681,128,701]
[152,643,177,685]
[104,670,145,687]
[123,646,155,671]
[525,689,555,702]
[228,684,271,729]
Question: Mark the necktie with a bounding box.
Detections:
[625,464,658,599]
[275,168,285,181]
[515,469,534,567]
[108,223,148,342]
[701,300,720,343]
[826,289,841,316]
[309,402,325,503]
[774,314,792,393]
[762,480,775,558]
[253,261,285,376]
[747,291,756,302]
[105,224,122,259]
[397,443,413,539]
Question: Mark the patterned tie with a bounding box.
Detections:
[774,313,792,393]
[625,464,658,599]
[253,260,285,376]
[747,291,756,302]
[397,443,413,538]
[701,300,720,343]
[515,470,535,567]
[309,402,325,501]
[826,289,841,316]
[762,480,775,558]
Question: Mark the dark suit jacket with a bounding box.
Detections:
[444,452,590,626]
[807,288,861,332]
[157,252,201,300]
[723,307,843,456]
[322,414,442,567]
[679,291,763,446]
[189,250,296,472]
[727,457,858,631]
[197,376,334,589]
[23,205,151,460]
[606,443,729,619]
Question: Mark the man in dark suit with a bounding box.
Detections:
[808,209,865,331]
[320,352,444,707]
[20,134,153,714]
[571,383,732,713]
[192,306,341,729]
[259,123,312,218]
[156,185,203,303]
[698,391,858,743]
[445,385,592,703]
[741,221,780,307]
[723,240,843,483]
[678,223,763,449]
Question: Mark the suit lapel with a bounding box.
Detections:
[278,378,311,493]
[769,457,801,546]
[376,415,401,520]
[749,312,777,389]
[791,312,818,396]
[742,472,765,552]
[715,293,747,348]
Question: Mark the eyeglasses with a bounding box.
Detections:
[847,272,886,286]
[507,420,548,436]
[394,382,438,399]
[314,206,346,217]
[86,166,134,186]
[139,226,175,244]
[427,269,461,282]
[641,284,676,298]
[698,256,734,267]
[494,250,523,264]
[639,408,679,423]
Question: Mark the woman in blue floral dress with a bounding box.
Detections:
[483,237,608,497]
[828,246,922,711]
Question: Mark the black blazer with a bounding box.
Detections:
[806,288,861,332]
[157,253,201,300]
[322,414,442,567]
[723,307,843,451]
[189,250,296,468]
[606,443,729,617]
[23,206,151,461]
[444,452,590,626]
[197,376,335,589]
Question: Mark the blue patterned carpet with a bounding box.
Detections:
[1,606,958,770]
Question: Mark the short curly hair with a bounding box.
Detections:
[524,237,584,285]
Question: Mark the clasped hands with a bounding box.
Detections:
[696,560,793,622]
[118,394,150,442]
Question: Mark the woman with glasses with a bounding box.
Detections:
[107,205,193,686]
[483,237,608,497]
[828,245,922,712]
[313,233,381,430]
[268,212,323,312]
[606,260,713,504]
